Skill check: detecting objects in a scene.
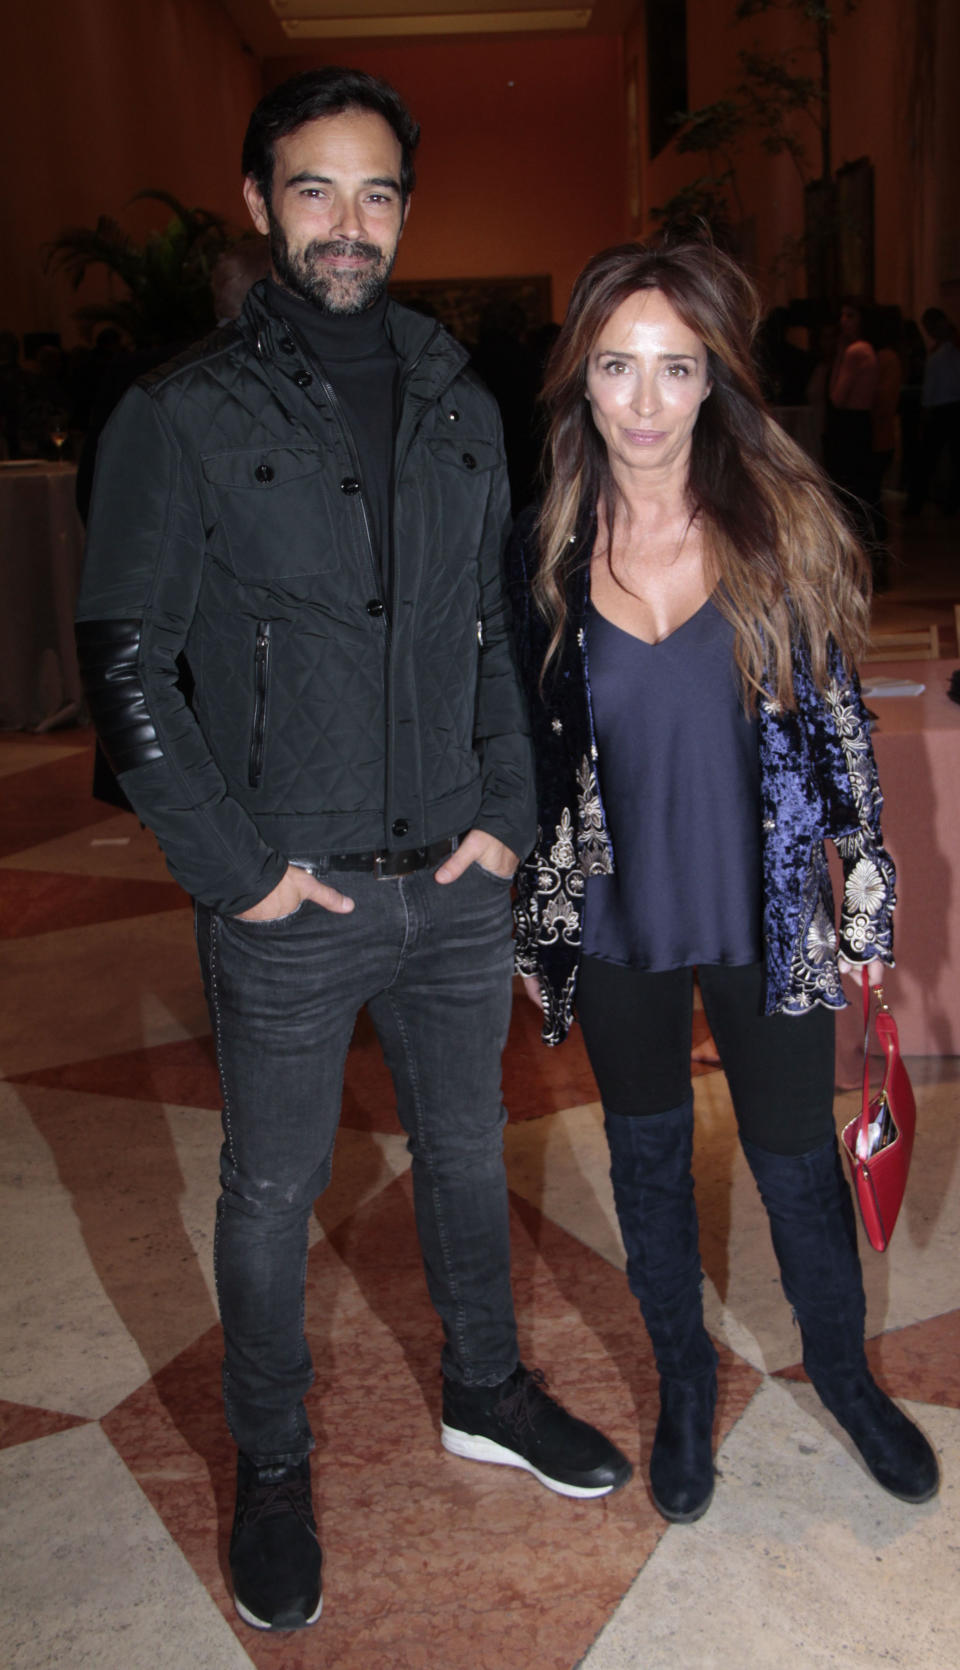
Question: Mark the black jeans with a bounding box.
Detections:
[576,959,836,1156]
[195,859,519,1467]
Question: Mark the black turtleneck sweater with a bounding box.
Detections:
[265,279,398,584]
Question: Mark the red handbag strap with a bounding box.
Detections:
[859,967,875,1146]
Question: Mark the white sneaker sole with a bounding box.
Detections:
[441,1423,618,1499]
[235,1592,323,1631]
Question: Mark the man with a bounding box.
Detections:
[76,69,629,1635]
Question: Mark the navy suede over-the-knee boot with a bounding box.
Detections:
[742,1134,939,1503]
[605,1099,718,1522]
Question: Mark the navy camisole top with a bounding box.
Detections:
[583,597,764,971]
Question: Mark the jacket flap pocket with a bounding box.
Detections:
[201,447,323,490]
[424,435,501,474]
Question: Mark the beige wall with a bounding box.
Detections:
[0,0,261,345]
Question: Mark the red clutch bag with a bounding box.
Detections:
[840,970,915,1253]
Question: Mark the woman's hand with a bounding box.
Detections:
[837,955,886,989]
[522,974,544,1010]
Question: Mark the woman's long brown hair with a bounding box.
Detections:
[535,238,870,708]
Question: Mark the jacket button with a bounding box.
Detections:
[366,598,385,616]
[295,369,313,388]
[280,337,296,353]
[255,463,274,483]
[340,477,360,494]
[448,409,460,422]
[462,453,477,469]
[392,818,409,837]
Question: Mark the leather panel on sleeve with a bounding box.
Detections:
[76,618,165,774]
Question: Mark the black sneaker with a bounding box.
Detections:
[230,1454,323,1631]
[441,1364,632,1499]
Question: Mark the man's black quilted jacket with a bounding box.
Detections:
[76,282,536,914]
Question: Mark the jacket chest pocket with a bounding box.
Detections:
[409,433,501,556]
[422,433,501,483]
[201,446,344,580]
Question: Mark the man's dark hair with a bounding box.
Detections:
[242,67,420,205]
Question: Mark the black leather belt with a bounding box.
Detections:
[300,834,461,880]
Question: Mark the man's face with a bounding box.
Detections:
[243,108,410,314]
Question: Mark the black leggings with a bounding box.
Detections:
[576,958,836,1157]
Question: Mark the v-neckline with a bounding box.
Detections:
[588,594,714,647]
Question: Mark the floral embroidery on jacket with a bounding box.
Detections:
[577,757,613,873]
[822,675,896,965]
[782,844,845,1012]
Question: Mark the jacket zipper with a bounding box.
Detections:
[248,621,271,787]
[312,368,385,615]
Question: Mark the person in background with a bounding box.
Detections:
[906,306,960,516]
[506,237,939,1527]
[804,319,837,465]
[897,318,926,496]
[210,234,272,324]
[866,304,904,582]
[824,297,879,559]
[76,66,629,1636]
[471,297,542,512]
[754,305,810,407]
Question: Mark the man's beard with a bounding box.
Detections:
[267,212,396,315]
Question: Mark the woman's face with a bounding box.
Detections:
[584,288,711,481]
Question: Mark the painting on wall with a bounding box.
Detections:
[389,275,553,347]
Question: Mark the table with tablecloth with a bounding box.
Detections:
[0,461,86,730]
[833,658,960,1069]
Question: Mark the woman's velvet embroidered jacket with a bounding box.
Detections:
[505,508,896,1046]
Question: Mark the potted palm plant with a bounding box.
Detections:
[45,191,235,347]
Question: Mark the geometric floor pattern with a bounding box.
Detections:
[2,727,958,1669]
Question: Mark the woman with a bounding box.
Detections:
[506,239,938,1524]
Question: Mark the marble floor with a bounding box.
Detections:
[1,505,959,1669]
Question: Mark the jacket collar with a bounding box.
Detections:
[240,280,468,394]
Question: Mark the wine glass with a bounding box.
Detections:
[49,416,69,464]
